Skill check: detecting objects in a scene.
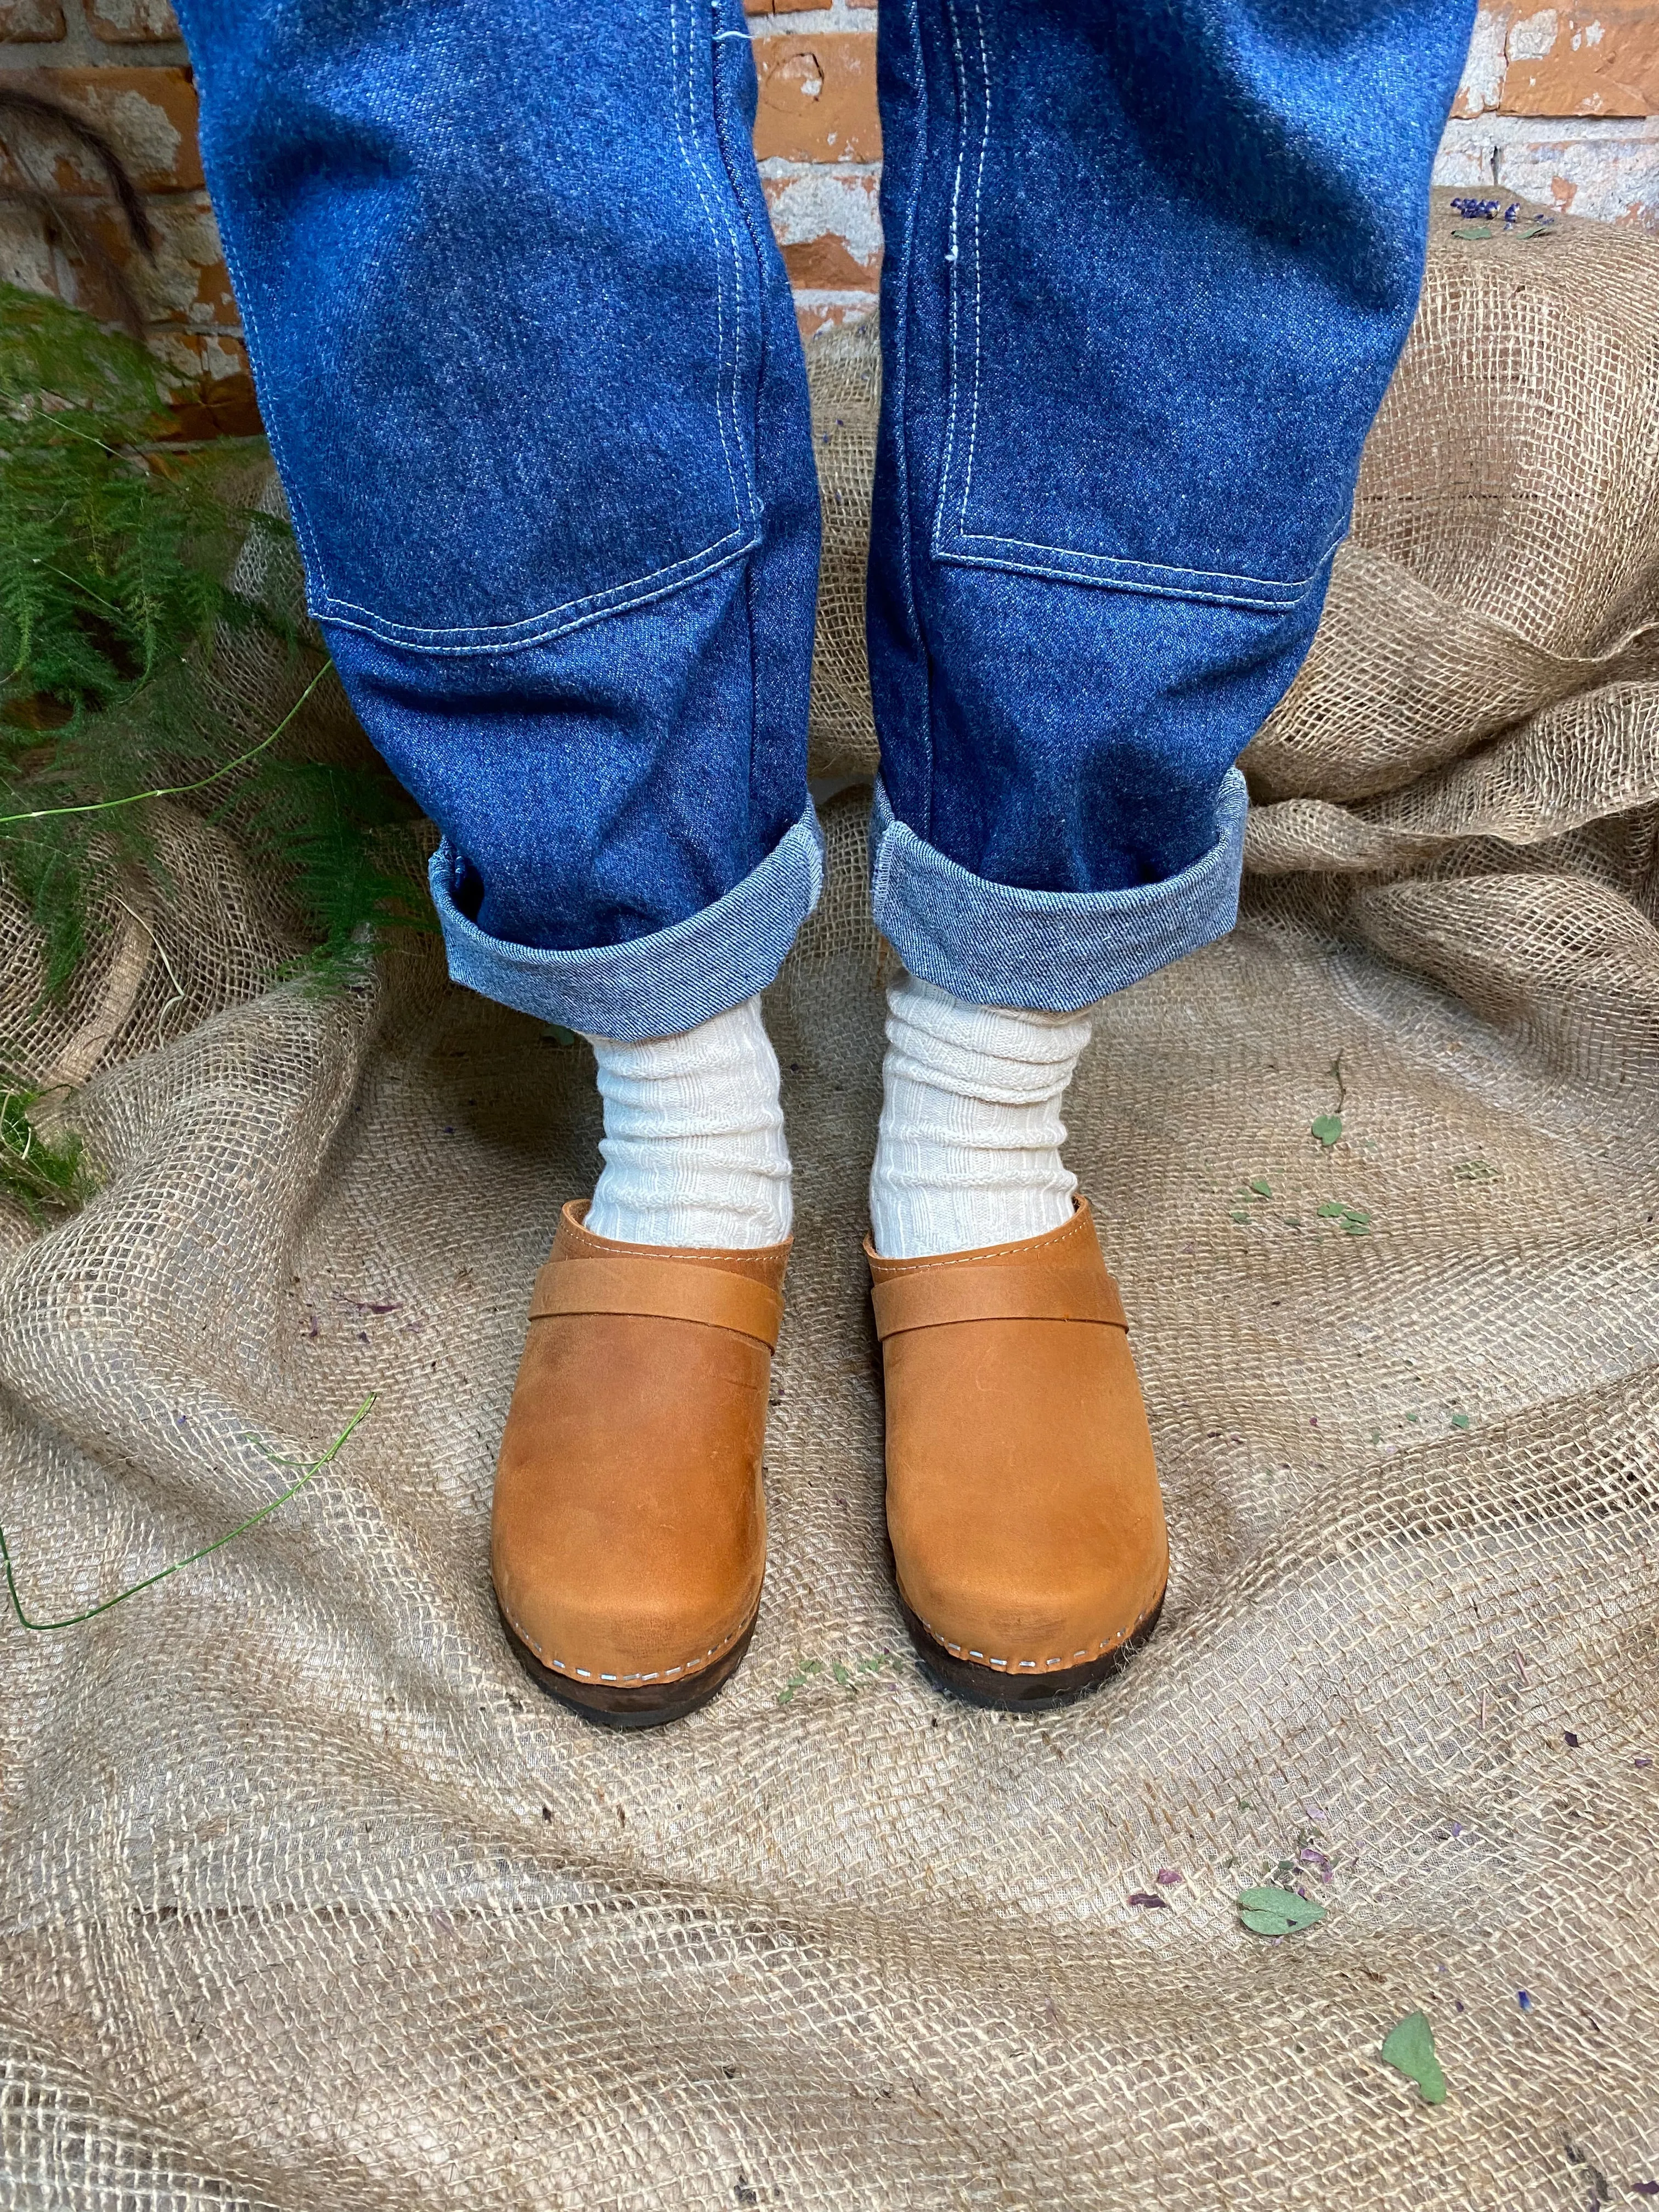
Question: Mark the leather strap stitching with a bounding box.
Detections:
[871,1263,1127,1340]
[531,1256,783,1351]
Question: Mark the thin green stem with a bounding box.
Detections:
[19,411,127,461]
[36,561,123,617]
[0,1391,375,1632]
[0,661,330,826]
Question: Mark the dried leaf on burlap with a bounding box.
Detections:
[1381,2010,1448,2106]
[1,193,1657,2205]
[1237,1886,1328,1936]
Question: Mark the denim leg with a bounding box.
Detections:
[867,0,1476,1011]
[175,0,822,1041]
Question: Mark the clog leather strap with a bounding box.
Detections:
[531,1255,783,1351]
[870,1261,1127,1341]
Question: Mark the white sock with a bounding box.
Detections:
[868,970,1093,1260]
[583,996,792,1250]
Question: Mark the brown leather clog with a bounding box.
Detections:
[492,1201,788,1728]
[866,1199,1167,1710]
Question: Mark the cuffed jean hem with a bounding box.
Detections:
[427,802,825,1042]
[868,770,1249,1012]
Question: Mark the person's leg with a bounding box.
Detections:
[865,0,1475,1706]
[175,0,820,1720]
[176,0,817,1242]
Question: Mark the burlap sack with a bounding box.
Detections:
[2,194,1656,2207]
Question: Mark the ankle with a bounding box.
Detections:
[868,973,1092,1260]
[584,996,792,1250]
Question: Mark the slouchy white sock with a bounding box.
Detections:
[868,970,1093,1260]
[583,995,792,1250]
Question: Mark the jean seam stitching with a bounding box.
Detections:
[930,542,1338,612]
[707,0,776,847]
[206,195,326,594]
[314,528,758,652]
[871,785,896,926]
[876,771,1246,915]
[672,0,754,535]
[891,0,930,838]
[956,0,991,538]
[435,805,822,974]
[933,0,972,610]
[213,13,757,642]
[944,532,1344,595]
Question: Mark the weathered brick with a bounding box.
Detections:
[763,168,881,280]
[0,200,58,292]
[0,66,201,193]
[0,0,66,38]
[1496,129,1659,219]
[1455,3,1659,118]
[1503,4,1659,116]
[87,0,183,43]
[1436,114,1659,224]
[752,33,879,163]
[59,190,234,328]
[795,297,877,342]
[140,330,259,436]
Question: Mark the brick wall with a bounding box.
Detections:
[0,1,1652,424]
[0,0,256,434]
[1436,2,1659,236]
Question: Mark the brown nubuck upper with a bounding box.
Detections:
[866,1197,1167,1709]
[492,1201,788,1727]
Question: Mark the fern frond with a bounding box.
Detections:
[0,287,430,1022]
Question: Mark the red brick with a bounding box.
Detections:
[753,34,879,162]
[1489,3,1659,117]
[0,0,66,37]
[778,234,881,289]
[0,65,201,193]
[87,0,182,42]
[1469,2,1659,119]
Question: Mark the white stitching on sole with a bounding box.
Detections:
[912,1600,1159,1674]
[503,1604,752,1690]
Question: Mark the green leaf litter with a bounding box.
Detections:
[1380,2010,1447,2104]
[1314,1198,1372,1235]
[1235,1885,1327,1936]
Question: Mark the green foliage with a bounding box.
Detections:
[0,1078,97,1222]
[237,757,431,986]
[0,285,427,1014]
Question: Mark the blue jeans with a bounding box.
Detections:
[175,0,1473,1039]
